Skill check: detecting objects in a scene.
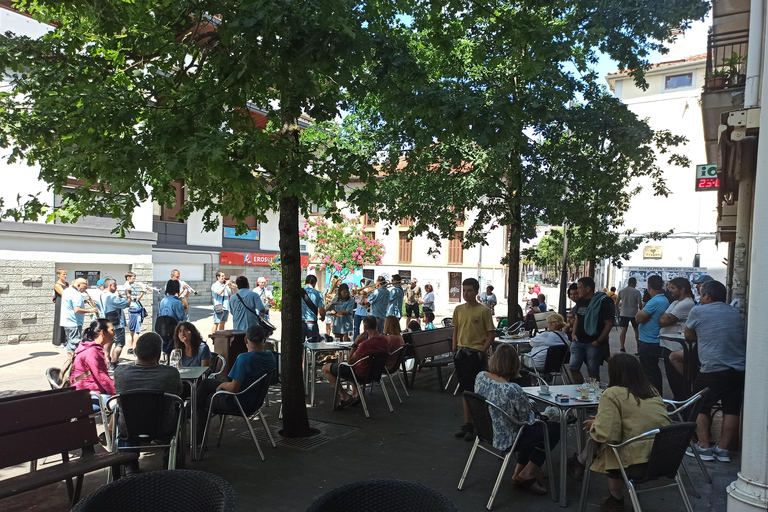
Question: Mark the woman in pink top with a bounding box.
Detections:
[71,319,116,402]
[383,315,405,370]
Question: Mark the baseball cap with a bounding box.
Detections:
[96,279,106,286]
[692,275,714,284]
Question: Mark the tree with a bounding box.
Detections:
[0,0,401,437]
[344,0,709,322]
[300,216,385,279]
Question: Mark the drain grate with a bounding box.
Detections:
[235,418,359,451]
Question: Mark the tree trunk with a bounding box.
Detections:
[506,160,522,323]
[278,194,312,437]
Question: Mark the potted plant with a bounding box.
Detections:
[722,51,747,86]
[705,68,728,90]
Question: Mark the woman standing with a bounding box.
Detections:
[52,268,68,347]
[329,284,355,341]
[420,284,435,314]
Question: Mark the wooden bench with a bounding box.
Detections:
[402,327,455,390]
[0,388,138,506]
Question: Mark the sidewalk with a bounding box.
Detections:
[0,321,735,511]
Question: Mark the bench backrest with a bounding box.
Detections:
[405,327,455,359]
[533,311,555,331]
[0,388,99,469]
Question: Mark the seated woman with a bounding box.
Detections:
[525,314,570,371]
[71,318,116,408]
[474,344,560,496]
[566,353,672,512]
[174,322,212,368]
[382,315,406,370]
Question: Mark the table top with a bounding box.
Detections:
[176,366,209,380]
[494,336,532,344]
[523,384,601,408]
[658,333,691,342]
[304,341,354,351]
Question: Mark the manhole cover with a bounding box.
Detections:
[235,419,359,451]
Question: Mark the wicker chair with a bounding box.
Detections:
[305,478,457,512]
[71,469,235,512]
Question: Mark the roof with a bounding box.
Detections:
[607,53,707,77]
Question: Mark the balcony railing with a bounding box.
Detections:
[705,29,749,92]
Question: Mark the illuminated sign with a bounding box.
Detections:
[220,251,309,267]
[695,164,719,191]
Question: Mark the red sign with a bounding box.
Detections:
[696,178,719,191]
[220,251,309,267]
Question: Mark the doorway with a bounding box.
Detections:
[449,272,462,302]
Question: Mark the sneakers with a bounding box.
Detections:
[464,430,477,442]
[566,453,585,481]
[600,494,624,512]
[712,444,731,463]
[108,362,118,372]
[455,423,474,439]
[685,442,714,462]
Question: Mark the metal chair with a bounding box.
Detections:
[525,344,571,385]
[199,370,276,461]
[71,469,235,512]
[106,391,185,480]
[333,353,393,418]
[208,352,226,379]
[664,388,712,496]
[441,318,452,327]
[306,478,457,512]
[384,346,410,403]
[578,422,697,512]
[458,391,556,509]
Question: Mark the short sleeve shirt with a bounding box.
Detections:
[574,296,614,343]
[211,282,231,311]
[352,335,394,377]
[659,298,695,350]
[181,343,212,367]
[228,350,277,391]
[102,291,130,329]
[368,287,389,318]
[686,302,746,373]
[638,294,669,343]
[61,287,85,327]
[301,286,325,322]
[405,285,421,305]
[618,287,643,317]
[452,303,495,350]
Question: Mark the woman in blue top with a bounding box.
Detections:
[174,322,212,368]
[329,284,355,341]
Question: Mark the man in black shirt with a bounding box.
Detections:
[568,277,615,384]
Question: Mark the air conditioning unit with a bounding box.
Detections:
[300,243,308,251]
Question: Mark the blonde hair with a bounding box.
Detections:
[56,268,67,276]
[383,315,400,335]
[546,313,566,330]
[488,344,520,381]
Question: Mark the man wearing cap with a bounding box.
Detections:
[94,279,107,317]
[254,276,272,321]
[692,274,714,305]
[404,278,422,326]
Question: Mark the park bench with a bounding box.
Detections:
[402,327,455,390]
[0,388,137,506]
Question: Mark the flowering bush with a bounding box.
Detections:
[301,216,385,277]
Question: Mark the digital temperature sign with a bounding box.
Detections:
[695,164,718,192]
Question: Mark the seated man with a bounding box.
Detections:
[113,332,184,474]
[322,315,394,409]
[685,280,746,463]
[196,324,277,440]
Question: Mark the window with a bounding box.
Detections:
[665,73,693,90]
[363,269,375,281]
[399,270,412,282]
[398,231,412,263]
[448,231,464,264]
[365,229,376,240]
[309,203,328,215]
[362,214,376,227]
[222,215,258,230]
[154,180,185,222]
[400,216,414,227]
[450,206,465,226]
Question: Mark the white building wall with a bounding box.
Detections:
[259,210,281,252]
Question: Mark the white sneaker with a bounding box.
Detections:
[685,442,714,461]
[712,444,731,463]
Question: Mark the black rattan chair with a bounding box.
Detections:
[459,391,556,509]
[332,353,393,418]
[71,469,235,512]
[526,343,571,385]
[155,315,179,357]
[305,478,457,512]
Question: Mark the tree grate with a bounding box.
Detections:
[234,418,359,451]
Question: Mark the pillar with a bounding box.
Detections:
[730,164,754,319]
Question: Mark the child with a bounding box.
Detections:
[408,320,421,332]
[423,311,436,330]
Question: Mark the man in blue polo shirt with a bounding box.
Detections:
[367,276,389,334]
[635,274,669,394]
[301,275,325,340]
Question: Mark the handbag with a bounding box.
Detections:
[214,303,224,314]
[235,295,275,336]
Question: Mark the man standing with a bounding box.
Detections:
[569,277,614,384]
[113,332,183,474]
[231,276,266,331]
[171,269,194,319]
[367,276,389,334]
[210,271,231,333]
[124,272,145,355]
[658,277,696,400]
[301,275,325,340]
[404,278,422,326]
[616,277,643,353]
[635,275,669,394]
[353,291,368,340]
[94,279,107,317]
[100,278,131,371]
[62,278,98,356]
[254,277,272,321]
[685,280,746,463]
[453,278,496,441]
[387,274,404,325]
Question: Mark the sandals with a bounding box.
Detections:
[512,477,547,496]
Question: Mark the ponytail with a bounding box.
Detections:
[82,318,112,342]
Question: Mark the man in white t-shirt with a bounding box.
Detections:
[658,277,696,400]
[616,277,643,353]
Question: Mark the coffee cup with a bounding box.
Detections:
[540,383,550,394]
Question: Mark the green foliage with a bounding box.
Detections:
[271,281,282,312]
[301,216,385,276]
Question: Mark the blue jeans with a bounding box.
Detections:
[568,340,603,377]
[374,317,385,334]
[353,314,365,340]
[64,326,83,353]
[638,341,663,394]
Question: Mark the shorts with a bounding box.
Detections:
[329,362,355,380]
[128,309,143,333]
[302,322,320,340]
[568,341,603,376]
[694,368,745,416]
[454,347,489,392]
[112,327,126,347]
[405,304,421,318]
[64,326,83,353]
[619,316,638,329]
[213,309,229,324]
